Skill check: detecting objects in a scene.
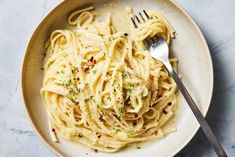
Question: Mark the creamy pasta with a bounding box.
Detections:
[40,6,177,152]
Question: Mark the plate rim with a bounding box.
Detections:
[21,0,214,156]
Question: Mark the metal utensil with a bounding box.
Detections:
[131,10,227,157]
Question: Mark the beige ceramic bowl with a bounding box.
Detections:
[21,0,214,157]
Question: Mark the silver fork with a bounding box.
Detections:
[131,11,227,157]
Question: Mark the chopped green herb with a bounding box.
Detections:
[69,89,74,95]
[112,127,121,131]
[60,70,64,73]
[117,85,122,90]
[93,70,97,74]
[97,104,101,110]
[71,66,76,71]
[127,132,134,138]
[84,97,90,102]
[118,107,124,115]
[124,82,135,90]
[66,78,72,86]
[141,93,147,98]
[121,72,127,78]
[137,146,141,149]
[68,95,75,102]
[100,110,105,115]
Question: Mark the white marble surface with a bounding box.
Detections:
[0,0,234,156]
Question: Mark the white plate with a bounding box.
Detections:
[21,0,213,156]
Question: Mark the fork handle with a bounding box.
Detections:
[165,62,227,157]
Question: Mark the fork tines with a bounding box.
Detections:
[131,10,162,50]
[131,10,150,28]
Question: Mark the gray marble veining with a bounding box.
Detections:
[0,0,234,157]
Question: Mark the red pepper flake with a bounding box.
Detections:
[75,102,79,106]
[89,56,94,62]
[90,64,95,69]
[70,99,76,103]
[93,59,97,64]
[96,132,102,139]
[83,64,89,72]
[52,128,55,132]
[155,131,158,135]
[134,113,138,118]
[163,110,167,114]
